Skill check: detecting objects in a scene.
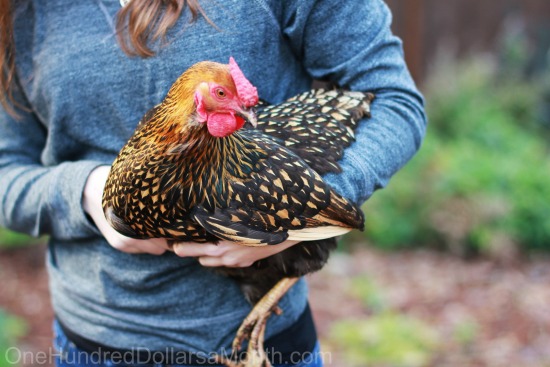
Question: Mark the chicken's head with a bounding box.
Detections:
[186,57,258,138]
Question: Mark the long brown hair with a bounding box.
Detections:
[0,0,209,116]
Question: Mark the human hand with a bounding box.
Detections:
[172,240,299,268]
[82,165,170,255]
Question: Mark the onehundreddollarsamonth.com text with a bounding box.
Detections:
[5,347,331,366]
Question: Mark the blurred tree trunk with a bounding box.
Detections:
[385,0,550,84]
[401,0,425,83]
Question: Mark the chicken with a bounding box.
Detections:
[102,57,373,367]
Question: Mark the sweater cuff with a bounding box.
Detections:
[48,161,107,240]
[323,149,379,206]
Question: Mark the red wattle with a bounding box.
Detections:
[235,115,245,130]
[207,113,238,138]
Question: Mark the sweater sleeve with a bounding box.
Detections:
[281,0,427,204]
[0,80,103,240]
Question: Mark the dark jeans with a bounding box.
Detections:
[53,320,324,367]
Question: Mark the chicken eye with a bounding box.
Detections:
[215,88,226,98]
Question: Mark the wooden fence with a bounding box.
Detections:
[385,0,550,83]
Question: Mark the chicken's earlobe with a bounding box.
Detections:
[194,89,208,123]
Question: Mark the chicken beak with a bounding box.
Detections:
[238,108,258,128]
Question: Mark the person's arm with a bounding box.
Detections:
[0,80,104,240]
[282,0,427,204]
[0,77,169,254]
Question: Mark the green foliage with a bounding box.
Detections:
[452,319,479,347]
[329,275,440,367]
[0,228,43,249]
[330,313,439,367]
[363,58,550,254]
[0,310,27,367]
[349,277,387,313]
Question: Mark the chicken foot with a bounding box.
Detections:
[217,277,300,367]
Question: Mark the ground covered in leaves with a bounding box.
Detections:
[1,244,549,367]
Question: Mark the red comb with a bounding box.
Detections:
[229,57,259,107]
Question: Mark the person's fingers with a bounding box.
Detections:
[111,244,142,254]
[173,242,221,257]
[133,241,167,255]
[174,239,300,266]
[107,236,168,255]
[148,238,171,250]
[197,256,223,267]
[198,255,254,268]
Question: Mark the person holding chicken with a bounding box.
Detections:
[0,0,426,366]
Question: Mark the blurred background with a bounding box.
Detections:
[1,1,550,366]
